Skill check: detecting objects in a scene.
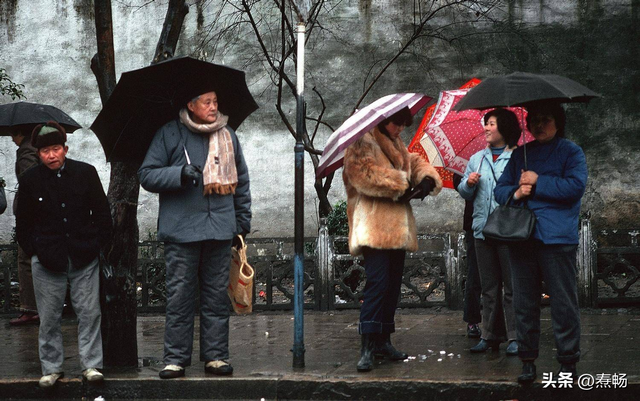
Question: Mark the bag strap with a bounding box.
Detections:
[235,235,248,263]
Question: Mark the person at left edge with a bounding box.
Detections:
[0,178,6,214]
[138,90,251,379]
[16,121,112,388]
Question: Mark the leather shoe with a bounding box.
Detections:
[470,339,499,353]
[518,361,537,384]
[159,364,185,379]
[10,312,39,326]
[506,340,518,356]
[466,324,481,338]
[558,363,577,381]
[205,360,233,375]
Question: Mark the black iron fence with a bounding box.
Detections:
[1,219,638,313]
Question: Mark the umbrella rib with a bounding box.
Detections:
[320,94,424,168]
[108,116,136,162]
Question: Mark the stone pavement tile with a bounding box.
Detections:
[1,308,639,400]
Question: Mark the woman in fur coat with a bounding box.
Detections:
[342,107,442,371]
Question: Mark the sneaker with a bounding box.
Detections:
[10,312,40,326]
[204,360,233,375]
[39,372,63,388]
[83,368,104,383]
[159,364,185,379]
[466,324,481,338]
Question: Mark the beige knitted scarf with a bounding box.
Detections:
[179,108,238,195]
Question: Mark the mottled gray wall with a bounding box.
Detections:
[0,0,638,243]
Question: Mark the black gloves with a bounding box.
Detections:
[181,164,202,187]
[415,177,435,200]
[398,177,436,202]
[232,231,248,249]
[398,185,415,202]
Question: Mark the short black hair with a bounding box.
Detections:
[378,106,413,130]
[526,102,566,137]
[483,108,521,147]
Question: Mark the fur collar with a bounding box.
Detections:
[371,127,410,173]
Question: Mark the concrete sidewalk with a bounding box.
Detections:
[1,308,638,400]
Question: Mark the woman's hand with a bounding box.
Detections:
[520,170,538,186]
[466,172,481,187]
[515,184,533,199]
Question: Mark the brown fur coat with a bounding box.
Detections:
[342,128,442,256]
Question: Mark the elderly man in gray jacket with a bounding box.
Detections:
[139,90,251,379]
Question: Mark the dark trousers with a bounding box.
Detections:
[509,241,580,364]
[163,240,232,366]
[463,232,482,325]
[359,248,405,334]
[475,239,515,341]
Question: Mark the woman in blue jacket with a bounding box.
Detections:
[458,108,521,356]
[494,102,587,384]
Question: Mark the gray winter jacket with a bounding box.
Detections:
[138,119,251,243]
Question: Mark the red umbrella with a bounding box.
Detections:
[409,83,533,183]
[316,93,432,178]
[409,79,480,188]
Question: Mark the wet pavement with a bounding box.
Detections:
[1,307,639,400]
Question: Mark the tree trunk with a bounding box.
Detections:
[91,0,189,367]
[92,0,139,367]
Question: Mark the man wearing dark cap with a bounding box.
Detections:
[16,121,113,388]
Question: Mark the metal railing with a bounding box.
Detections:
[1,219,638,313]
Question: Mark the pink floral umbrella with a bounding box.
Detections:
[419,89,534,177]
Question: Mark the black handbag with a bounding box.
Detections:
[481,138,536,242]
[482,193,536,242]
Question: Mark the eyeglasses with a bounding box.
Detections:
[529,114,554,124]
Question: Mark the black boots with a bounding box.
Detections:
[558,363,577,381]
[357,334,375,372]
[374,333,408,360]
[518,361,537,384]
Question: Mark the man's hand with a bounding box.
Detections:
[519,170,538,186]
[466,172,481,187]
[232,232,248,249]
[181,164,202,187]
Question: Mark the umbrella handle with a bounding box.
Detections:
[183,145,197,186]
[518,109,528,171]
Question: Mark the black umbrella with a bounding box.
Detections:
[90,56,259,162]
[454,72,600,111]
[0,102,82,135]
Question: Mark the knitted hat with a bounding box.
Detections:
[31,121,67,149]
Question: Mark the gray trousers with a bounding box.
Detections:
[163,240,232,367]
[31,255,102,375]
[475,239,516,342]
[509,241,581,364]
